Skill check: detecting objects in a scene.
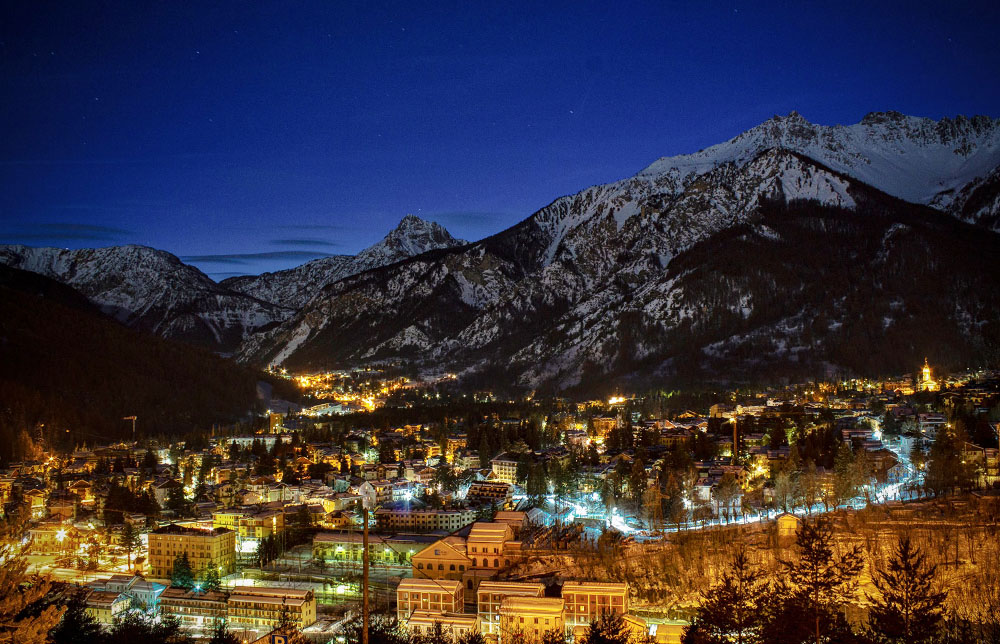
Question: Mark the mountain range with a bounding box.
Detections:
[0,216,465,354]
[4,111,1000,390]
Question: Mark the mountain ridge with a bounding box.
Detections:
[237,111,1000,389]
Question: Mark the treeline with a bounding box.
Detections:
[0,265,297,463]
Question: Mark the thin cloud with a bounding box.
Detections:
[181,250,334,265]
[279,224,346,232]
[427,211,513,223]
[0,222,133,243]
[269,239,342,248]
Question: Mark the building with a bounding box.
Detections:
[147,524,236,579]
[396,578,464,625]
[405,611,479,642]
[153,479,183,507]
[500,596,564,642]
[239,508,285,540]
[412,536,472,582]
[917,413,947,436]
[466,522,513,571]
[159,587,229,631]
[375,506,476,533]
[918,358,939,392]
[776,512,800,538]
[490,454,519,485]
[561,582,628,637]
[466,481,512,507]
[227,586,317,632]
[313,531,434,569]
[85,590,129,625]
[130,578,167,612]
[477,581,544,639]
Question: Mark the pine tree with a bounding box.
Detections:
[272,605,309,644]
[583,611,632,644]
[120,520,141,571]
[866,537,946,643]
[207,620,240,644]
[770,518,863,644]
[202,559,222,592]
[106,612,191,644]
[0,508,66,643]
[171,552,194,589]
[540,629,565,644]
[684,548,768,644]
[51,599,105,644]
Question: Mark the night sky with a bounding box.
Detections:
[2,1,999,278]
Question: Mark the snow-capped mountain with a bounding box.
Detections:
[240,111,1000,388]
[221,215,467,310]
[0,244,287,352]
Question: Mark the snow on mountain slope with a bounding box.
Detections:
[222,215,467,310]
[641,111,1000,210]
[0,244,286,352]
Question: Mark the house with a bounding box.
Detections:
[776,512,800,538]
[153,479,183,507]
[85,590,129,624]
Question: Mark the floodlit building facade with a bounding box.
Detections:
[227,586,317,631]
[561,581,628,638]
[147,523,236,579]
[159,587,229,631]
[477,581,545,639]
[500,596,564,642]
[396,578,464,625]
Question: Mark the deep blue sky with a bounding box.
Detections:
[2,1,999,278]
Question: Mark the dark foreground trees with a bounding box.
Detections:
[683,547,769,644]
[866,537,946,644]
[683,519,1000,644]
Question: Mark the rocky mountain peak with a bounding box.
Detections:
[361,215,467,260]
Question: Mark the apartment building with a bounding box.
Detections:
[147,524,236,579]
[466,481,512,507]
[490,454,519,485]
[313,531,434,568]
[396,578,464,625]
[159,587,228,630]
[375,506,476,533]
[562,581,628,637]
[500,596,564,642]
[84,590,129,625]
[477,581,544,639]
[227,586,317,631]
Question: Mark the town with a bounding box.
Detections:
[3,360,1000,643]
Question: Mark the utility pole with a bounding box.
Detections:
[123,415,137,440]
[360,482,376,644]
